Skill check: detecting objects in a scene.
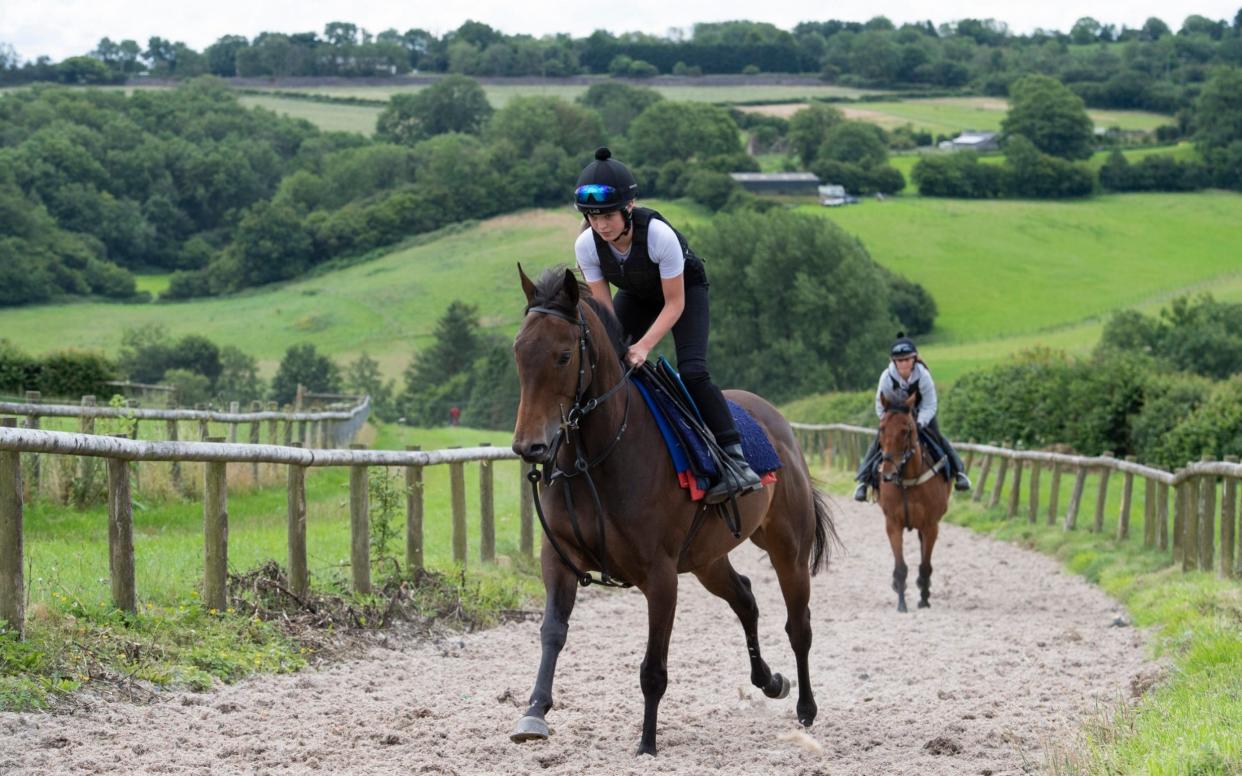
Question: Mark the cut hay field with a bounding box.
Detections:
[739,96,1172,134]
[237,94,382,134]
[5,192,1240,389]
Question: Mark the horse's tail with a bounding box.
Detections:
[809,488,841,576]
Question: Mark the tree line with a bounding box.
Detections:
[3,13,1242,111]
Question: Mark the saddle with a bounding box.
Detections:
[632,358,780,501]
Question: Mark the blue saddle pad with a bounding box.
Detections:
[632,369,781,487]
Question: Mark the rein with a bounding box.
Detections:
[524,303,636,588]
[878,408,947,530]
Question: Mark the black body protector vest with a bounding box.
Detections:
[591,207,708,304]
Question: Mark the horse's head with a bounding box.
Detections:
[511,264,625,464]
[877,391,919,480]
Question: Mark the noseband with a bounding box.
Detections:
[878,406,916,486]
[523,303,635,588]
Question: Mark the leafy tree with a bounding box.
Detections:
[118,324,175,384]
[577,82,662,136]
[1070,17,1103,45]
[400,300,486,425]
[222,200,313,289]
[696,209,895,401]
[1002,135,1095,197]
[1192,67,1242,152]
[215,346,264,403]
[270,344,341,405]
[485,96,604,157]
[787,104,845,167]
[683,170,739,210]
[375,75,492,145]
[163,368,212,406]
[626,101,745,167]
[168,335,222,385]
[816,121,889,167]
[345,352,397,421]
[1002,75,1095,160]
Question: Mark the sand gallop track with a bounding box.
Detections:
[0,498,1151,776]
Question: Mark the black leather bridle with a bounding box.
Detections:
[522,303,635,587]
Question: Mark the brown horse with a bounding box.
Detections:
[509,266,836,756]
[876,392,951,612]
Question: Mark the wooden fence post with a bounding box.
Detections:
[22,391,40,500]
[1224,457,1238,580]
[349,445,371,594]
[405,446,424,572]
[165,418,182,494]
[267,402,279,477]
[228,402,240,443]
[1064,465,1087,531]
[972,452,994,503]
[249,401,261,486]
[287,445,308,599]
[1006,453,1023,519]
[1172,472,1185,562]
[988,453,1009,509]
[1143,477,1156,548]
[196,404,209,441]
[107,452,136,614]
[1118,456,1136,541]
[962,442,975,476]
[1198,456,1215,573]
[78,396,98,503]
[1093,453,1113,533]
[1027,460,1041,524]
[0,418,24,639]
[282,405,293,446]
[479,444,495,564]
[1158,481,1170,552]
[520,466,534,557]
[450,453,467,567]
[203,441,228,611]
[1047,463,1062,527]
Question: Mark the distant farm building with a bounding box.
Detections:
[729,172,821,196]
[939,131,1001,152]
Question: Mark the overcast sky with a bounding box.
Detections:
[3,0,1239,62]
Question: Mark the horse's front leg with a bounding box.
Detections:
[637,568,678,756]
[886,515,908,613]
[511,552,579,742]
[917,522,939,609]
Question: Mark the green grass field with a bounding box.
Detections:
[238,94,382,135]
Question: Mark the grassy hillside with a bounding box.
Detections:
[5,193,1240,386]
[237,94,382,134]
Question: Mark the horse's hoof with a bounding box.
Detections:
[918,600,930,609]
[763,673,791,700]
[510,715,549,743]
[635,742,657,757]
[799,715,816,728]
[897,600,908,613]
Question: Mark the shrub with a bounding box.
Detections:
[911,153,1004,198]
[37,350,115,399]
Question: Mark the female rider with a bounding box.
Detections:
[853,333,971,501]
[572,147,760,504]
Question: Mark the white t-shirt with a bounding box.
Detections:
[575,218,686,283]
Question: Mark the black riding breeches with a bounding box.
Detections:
[612,283,739,447]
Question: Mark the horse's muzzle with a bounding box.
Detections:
[512,440,551,464]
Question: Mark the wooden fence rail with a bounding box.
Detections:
[790,422,1242,584]
[0,422,535,639]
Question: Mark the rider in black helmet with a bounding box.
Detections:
[573,147,761,504]
[853,333,971,502]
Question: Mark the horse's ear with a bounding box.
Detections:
[518,263,536,304]
[904,391,917,409]
[880,393,890,410]
[562,268,579,306]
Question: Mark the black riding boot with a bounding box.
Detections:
[854,436,881,502]
[704,443,763,504]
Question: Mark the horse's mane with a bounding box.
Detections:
[528,267,628,359]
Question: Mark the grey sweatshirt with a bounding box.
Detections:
[874,361,937,427]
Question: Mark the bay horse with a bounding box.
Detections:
[875,392,951,612]
[509,266,836,756]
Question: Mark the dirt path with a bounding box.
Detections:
[0,499,1150,775]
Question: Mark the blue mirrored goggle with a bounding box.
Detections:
[575,184,617,204]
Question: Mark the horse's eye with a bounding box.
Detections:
[556,351,572,366]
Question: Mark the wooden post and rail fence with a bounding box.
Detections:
[789,422,1241,583]
[0,419,536,639]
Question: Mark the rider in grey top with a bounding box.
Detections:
[853,333,971,502]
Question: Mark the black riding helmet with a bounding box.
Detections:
[890,332,917,358]
[575,148,638,237]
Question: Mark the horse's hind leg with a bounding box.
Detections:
[768,539,818,727]
[887,518,908,613]
[511,556,578,743]
[692,556,789,700]
[917,523,939,609]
